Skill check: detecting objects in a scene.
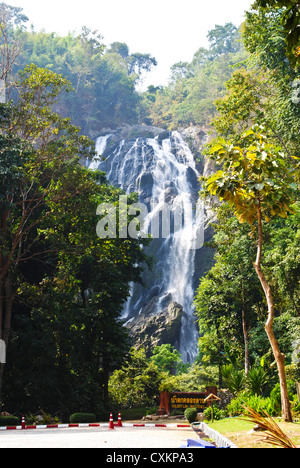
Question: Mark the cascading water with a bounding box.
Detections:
[87,128,206,363]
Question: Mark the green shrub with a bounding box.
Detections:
[0,416,20,427]
[69,413,96,424]
[246,367,268,396]
[291,395,300,416]
[25,412,60,425]
[203,406,227,421]
[270,380,295,415]
[120,407,156,421]
[221,364,245,395]
[227,393,277,417]
[184,408,198,423]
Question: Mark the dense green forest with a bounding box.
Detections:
[196,1,300,422]
[1,4,157,134]
[0,0,299,424]
[0,2,154,418]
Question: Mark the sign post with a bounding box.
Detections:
[204,393,221,424]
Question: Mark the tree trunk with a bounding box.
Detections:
[242,280,250,375]
[297,383,300,404]
[254,207,292,422]
[242,309,250,376]
[0,273,14,407]
[102,364,109,406]
[0,363,4,410]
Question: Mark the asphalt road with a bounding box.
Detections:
[0,425,195,449]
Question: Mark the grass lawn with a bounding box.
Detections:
[209,418,300,449]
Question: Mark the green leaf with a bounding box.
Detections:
[242,129,255,138]
[210,143,225,154]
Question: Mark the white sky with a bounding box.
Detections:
[11,0,254,87]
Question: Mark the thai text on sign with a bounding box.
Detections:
[170,392,207,411]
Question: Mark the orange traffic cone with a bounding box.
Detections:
[109,413,115,430]
[21,415,26,430]
[117,412,122,427]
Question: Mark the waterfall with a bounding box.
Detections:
[88,129,206,363]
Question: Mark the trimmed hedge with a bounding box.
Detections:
[69,413,96,424]
[184,408,198,424]
[0,416,20,427]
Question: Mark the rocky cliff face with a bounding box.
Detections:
[87,124,215,361]
[125,298,185,357]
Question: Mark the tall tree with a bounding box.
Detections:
[0,2,28,87]
[252,0,300,68]
[195,205,264,376]
[207,23,240,56]
[0,64,95,402]
[202,125,297,422]
[0,65,151,410]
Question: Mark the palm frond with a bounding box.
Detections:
[241,405,297,449]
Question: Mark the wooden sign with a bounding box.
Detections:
[170,392,207,411]
[204,393,221,403]
[159,387,218,415]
